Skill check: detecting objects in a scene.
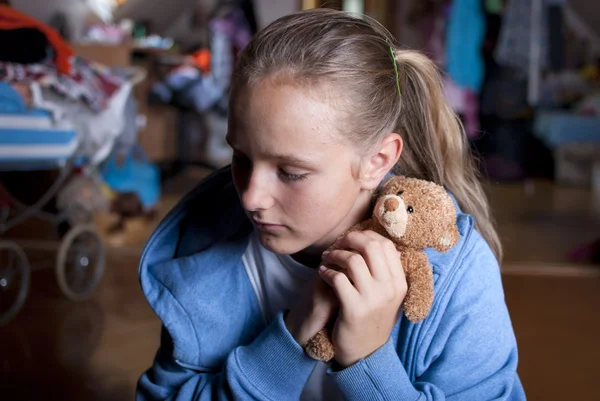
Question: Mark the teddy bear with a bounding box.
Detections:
[304,175,460,362]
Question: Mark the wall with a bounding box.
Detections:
[117,0,298,37]
[163,0,298,41]
[162,0,216,48]
[394,0,425,50]
[568,0,600,41]
[565,1,600,57]
[253,0,297,28]
[114,0,197,34]
[12,0,91,41]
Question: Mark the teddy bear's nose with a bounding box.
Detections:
[384,197,399,212]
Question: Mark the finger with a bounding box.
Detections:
[318,265,359,304]
[357,231,407,308]
[357,230,400,282]
[336,230,391,281]
[363,231,407,296]
[375,234,404,280]
[322,249,372,294]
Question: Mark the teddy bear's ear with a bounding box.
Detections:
[383,176,406,194]
[434,224,460,253]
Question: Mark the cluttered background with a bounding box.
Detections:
[0,0,598,400]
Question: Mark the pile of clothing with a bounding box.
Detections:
[0,5,160,231]
[0,5,138,166]
[150,4,251,113]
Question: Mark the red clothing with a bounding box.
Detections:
[0,5,73,74]
[191,48,211,74]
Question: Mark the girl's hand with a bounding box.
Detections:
[285,271,339,347]
[319,230,407,368]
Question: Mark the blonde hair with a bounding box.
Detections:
[230,8,502,261]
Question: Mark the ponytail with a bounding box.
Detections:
[392,50,502,261]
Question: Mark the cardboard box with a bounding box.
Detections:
[70,43,132,67]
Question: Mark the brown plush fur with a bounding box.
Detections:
[305,329,335,362]
[304,176,460,362]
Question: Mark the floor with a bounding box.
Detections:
[1,169,599,400]
[490,179,600,267]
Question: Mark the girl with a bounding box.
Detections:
[136,9,525,401]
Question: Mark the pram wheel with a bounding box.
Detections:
[0,241,31,325]
[55,225,105,301]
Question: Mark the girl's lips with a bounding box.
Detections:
[253,220,285,231]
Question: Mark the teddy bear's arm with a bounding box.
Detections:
[401,249,434,323]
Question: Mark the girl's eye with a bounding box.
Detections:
[278,169,309,182]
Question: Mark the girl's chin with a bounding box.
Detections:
[257,231,306,255]
[257,232,330,266]
[258,231,301,255]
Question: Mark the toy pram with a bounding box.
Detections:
[0,69,143,324]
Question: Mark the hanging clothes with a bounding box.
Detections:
[424,1,480,139]
[0,5,73,74]
[424,1,451,69]
[547,3,564,72]
[208,5,252,97]
[443,76,480,139]
[494,0,548,75]
[445,0,486,93]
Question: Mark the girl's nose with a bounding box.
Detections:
[241,172,275,211]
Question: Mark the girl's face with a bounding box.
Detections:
[227,81,375,260]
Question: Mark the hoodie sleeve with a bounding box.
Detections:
[136,312,317,401]
[328,232,526,401]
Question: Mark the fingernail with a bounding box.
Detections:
[322,251,330,257]
[319,265,327,273]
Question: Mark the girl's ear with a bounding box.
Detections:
[359,133,403,190]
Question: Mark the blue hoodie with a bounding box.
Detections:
[136,167,526,400]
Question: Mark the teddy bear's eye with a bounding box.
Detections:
[396,190,404,196]
[407,206,414,213]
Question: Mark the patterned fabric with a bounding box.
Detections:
[494,0,548,75]
[0,57,125,113]
[30,80,133,165]
[209,29,234,94]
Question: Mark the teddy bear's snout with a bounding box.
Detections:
[384,197,400,212]
[374,194,408,240]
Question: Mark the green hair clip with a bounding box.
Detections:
[387,39,401,96]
